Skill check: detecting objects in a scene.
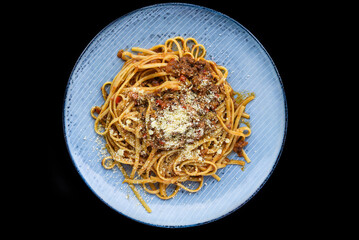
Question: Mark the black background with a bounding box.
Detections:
[44,0,328,236]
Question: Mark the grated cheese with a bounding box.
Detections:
[151,106,192,138]
[115,149,124,159]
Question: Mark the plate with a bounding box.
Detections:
[63,3,287,227]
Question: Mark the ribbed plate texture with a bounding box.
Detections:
[63,3,287,227]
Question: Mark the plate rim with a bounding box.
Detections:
[62,2,288,228]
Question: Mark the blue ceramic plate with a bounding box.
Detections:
[63,3,287,227]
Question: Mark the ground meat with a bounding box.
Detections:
[208,84,220,94]
[165,55,212,79]
[165,58,180,75]
[166,55,216,98]
[117,49,124,58]
[178,55,196,77]
[233,139,248,157]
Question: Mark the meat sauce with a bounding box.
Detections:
[133,55,224,150]
[129,55,246,156]
[233,139,248,157]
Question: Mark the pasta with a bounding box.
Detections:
[91,37,255,212]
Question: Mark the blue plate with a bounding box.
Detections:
[63,3,287,227]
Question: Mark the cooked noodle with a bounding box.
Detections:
[91,37,255,212]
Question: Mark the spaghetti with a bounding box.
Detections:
[91,37,255,212]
